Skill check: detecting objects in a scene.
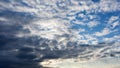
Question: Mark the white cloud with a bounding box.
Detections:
[68,0,120,13]
[94,28,111,36]
[99,0,120,12]
[87,21,99,28]
[1,0,119,45]
[104,35,120,42]
[73,20,86,25]
[0,0,119,20]
[73,34,99,44]
[0,0,119,16]
[108,16,120,29]
[112,21,119,28]
[78,28,85,32]
[20,19,70,40]
[84,34,98,44]
[109,16,119,23]
[0,17,8,21]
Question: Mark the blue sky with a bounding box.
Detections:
[0,0,120,45]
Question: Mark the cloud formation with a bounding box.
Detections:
[94,28,111,36]
[0,0,120,68]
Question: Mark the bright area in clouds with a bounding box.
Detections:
[40,57,120,68]
[0,0,120,44]
[25,19,70,39]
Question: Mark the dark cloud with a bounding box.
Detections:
[0,9,43,68]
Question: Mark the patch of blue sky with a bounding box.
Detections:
[94,12,119,21]
[19,1,34,8]
[68,8,120,43]
[92,0,100,3]
[0,0,10,2]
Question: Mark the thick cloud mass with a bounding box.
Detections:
[0,0,120,68]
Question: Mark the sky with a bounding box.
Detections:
[0,0,120,68]
[0,0,120,45]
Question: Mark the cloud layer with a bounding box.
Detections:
[0,0,120,68]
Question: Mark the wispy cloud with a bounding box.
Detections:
[107,16,120,29]
[94,28,111,36]
[99,0,120,12]
[18,19,70,40]
[104,35,120,42]
[87,21,99,28]
[0,17,8,21]
[0,1,120,68]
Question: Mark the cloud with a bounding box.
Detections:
[0,17,8,22]
[68,0,120,13]
[107,16,120,29]
[18,19,70,40]
[78,28,85,32]
[87,21,99,28]
[0,0,119,46]
[94,28,111,36]
[0,0,119,18]
[109,16,119,23]
[84,34,98,44]
[104,35,120,42]
[0,1,120,67]
[72,20,86,25]
[99,0,120,12]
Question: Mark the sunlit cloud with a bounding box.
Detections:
[87,21,99,28]
[94,28,111,36]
